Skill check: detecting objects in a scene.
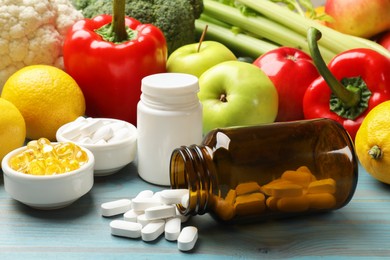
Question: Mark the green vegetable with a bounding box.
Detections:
[71,0,203,54]
[195,18,278,58]
[197,0,390,62]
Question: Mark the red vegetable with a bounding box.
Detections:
[378,31,390,51]
[63,0,167,125]
[303,27,390,140]
[253,47,319,121]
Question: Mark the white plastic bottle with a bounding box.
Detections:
[137,73,203,186]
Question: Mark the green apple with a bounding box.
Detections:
[198,60,278,134]
[166,41,237,78]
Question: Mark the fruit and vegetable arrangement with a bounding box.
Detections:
[1,0,390,189]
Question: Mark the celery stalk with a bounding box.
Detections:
[195,19,278,58]
[237,0,390,58]
[202,0,336,62]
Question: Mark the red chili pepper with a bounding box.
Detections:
[303,27,390,140]
[253,47,320,122]
[63,0,167,125]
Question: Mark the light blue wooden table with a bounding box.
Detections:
[1,162,390,259]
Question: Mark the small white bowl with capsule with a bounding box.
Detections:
[56,117,137,176]
[1,138,95,210]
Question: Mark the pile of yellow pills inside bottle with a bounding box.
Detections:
[8,138,89,175]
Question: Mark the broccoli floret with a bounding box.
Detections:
[71,0,204,54]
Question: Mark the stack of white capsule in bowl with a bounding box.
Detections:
[101,189,198,251]
[56,116,138,176]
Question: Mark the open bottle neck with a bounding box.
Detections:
[170,145,214,216]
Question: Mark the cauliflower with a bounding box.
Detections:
[0,0,83,89]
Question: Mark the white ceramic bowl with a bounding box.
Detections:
[1,146,94,210]
[56,118,137,176]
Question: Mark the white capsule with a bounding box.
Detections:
[141,220,165,242]
[145,205,176,220]
[178,226,198,251]
[160,189,189,205]
[61,118,87,140]
[124,209,141,222]
[94,139,107,145]
[91,125,114,143]
[131,197,162,212]
[109,121,127,132]
[76,136,93,144]
[164,217,181,241]
[110,219,142,239]
[79,119,105,136]
[108,127,130,143]
[101,199,132,217]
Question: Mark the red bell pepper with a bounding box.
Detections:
[303,27,390,140]
[63,0,167,125]
[253,47,320,122]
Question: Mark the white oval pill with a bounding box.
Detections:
[178,226,198,251]
[135,190,154,199]
[124,209,141,222]
[145,205,176,220]
[101,199,132,217]
[165,217,181,241]
[141,220,165,242]
[131,197,162,212]
[110,219,142,238]
[160,189,189,205]
[137,214,151,227]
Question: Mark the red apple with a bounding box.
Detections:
[378,31,390,51]
[325,0,390,38]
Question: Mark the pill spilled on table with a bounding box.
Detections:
[101,189,198,252]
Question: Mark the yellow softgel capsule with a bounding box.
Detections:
[37,137,51,147]
[62,158,81,172]
[9,140,88,175]
[26,140,40,152]
[54,142,76,160]
[74,148,88,165]
[41,144,57,158]
[27,159,46,175]
[45,157,64,175]
[9,152,30,173]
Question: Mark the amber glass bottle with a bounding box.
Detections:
[170,119,358,223]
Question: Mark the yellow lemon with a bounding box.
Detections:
[1,65,85,141]
[355,100,390,184]
[0,98,26,166]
